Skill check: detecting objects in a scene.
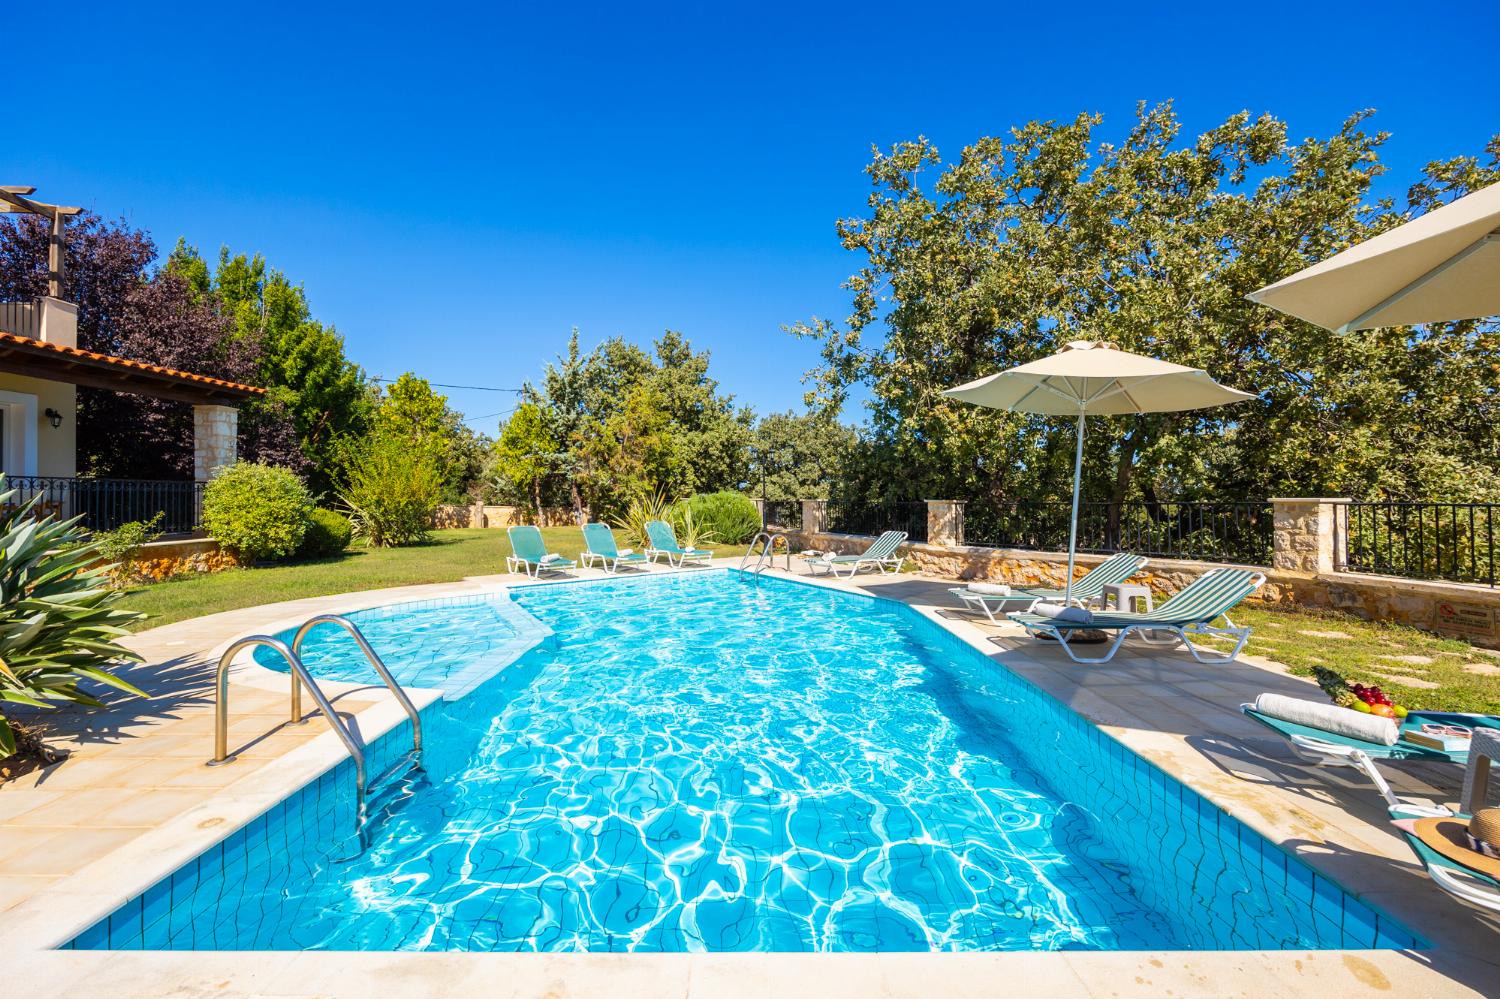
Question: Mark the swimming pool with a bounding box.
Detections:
[69,570,1416,952]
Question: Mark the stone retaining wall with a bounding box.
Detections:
[117,536,239,583]
[774,528,1500,650]
[432,504,575,529]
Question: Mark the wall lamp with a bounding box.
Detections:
[44,407,63,429]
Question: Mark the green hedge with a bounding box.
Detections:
[676,491,760,545]
[297,509,353,559]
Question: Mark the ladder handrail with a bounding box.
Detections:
[207,636,369,819]
[739,531,790,574]
[292,614,424,756]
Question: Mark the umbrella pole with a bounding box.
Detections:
[1064,409,1086,605]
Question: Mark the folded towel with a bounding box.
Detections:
[540,553,562,563]
[801,549,821,557]
[1032,602,1094,624]
[1253,692,1399,746]
[619,548,634,556]
[966,582,1013,597]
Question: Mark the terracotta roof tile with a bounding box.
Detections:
[0,332,266,395]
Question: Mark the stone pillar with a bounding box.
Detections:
[193,404,238,481]
[752,496,766,526]
[801,499,828,535]
[1271,497,1349,574]
[926,499,965,547]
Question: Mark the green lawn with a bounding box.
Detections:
[1197,604,1500,715]
[117,528,735,631]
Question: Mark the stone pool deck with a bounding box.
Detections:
[5,559,1499,997]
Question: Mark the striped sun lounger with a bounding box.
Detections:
[949,552,1148,622]
[806,530,907,579]
[1009,566,1265,664]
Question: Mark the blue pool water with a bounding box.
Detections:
[71,571,1416,952]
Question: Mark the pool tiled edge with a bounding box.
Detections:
[6,561,1496,997]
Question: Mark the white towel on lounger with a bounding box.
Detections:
[1031,602,1093,624]
[965,582,1012,597]
[540,553,563,563]
[1253,692,1398,746]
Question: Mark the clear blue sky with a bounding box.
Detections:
[16,1,1497,431]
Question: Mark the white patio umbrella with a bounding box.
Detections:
[943,341,1255,603]
[1248,179,1500,332]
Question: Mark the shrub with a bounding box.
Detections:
[0,475,146,757]
[201,462,314,562]
[338,431,442,547]
[93,512,165,585]
[676,491,759,545]
[297,509,353,559]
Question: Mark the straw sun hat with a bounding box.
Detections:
[1411,809,1500,879]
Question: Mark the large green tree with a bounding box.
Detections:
[492,401,559,513]
[791,106,1500,521]
[527,330,753,518]
[168,243,373,494]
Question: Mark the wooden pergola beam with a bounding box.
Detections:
[0,186,85,297]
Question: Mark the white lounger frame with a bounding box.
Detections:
[1017,615,1254,665]
[806,553,906,579]
[505,556,573,578]
[580,551,646,573]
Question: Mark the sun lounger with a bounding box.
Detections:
[949,552,1148,622]
[580,522,649,573]
[505,525,577,578]
[806,530,908,579]
[644,520,713,567]
[1391,812,1500,913]
[1241,693,1500,814]
[1008,566,1265,664]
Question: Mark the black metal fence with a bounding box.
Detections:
[827,499,929,543]
[2,476,204,534]
[763,500,802,530]
[1337,501,1500,586]
[965,499,1273,565]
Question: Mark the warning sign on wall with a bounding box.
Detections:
[1433,601,1496,639]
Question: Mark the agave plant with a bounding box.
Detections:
[670,503,719,551]
[0,476,146,757]
[613,488,674,550]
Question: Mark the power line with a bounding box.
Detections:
[461,406,518,425]
[372,376,523,393]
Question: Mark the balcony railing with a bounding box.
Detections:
[3,475,204,534]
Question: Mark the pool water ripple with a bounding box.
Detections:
[83,571,1413,953]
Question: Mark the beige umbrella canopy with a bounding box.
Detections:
[1248,179,1500,332]
[944,341,1254,603]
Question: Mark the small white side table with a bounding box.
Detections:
[1462,727,1499,813]
[1101,582,1153,614]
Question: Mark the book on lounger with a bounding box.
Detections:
[1403,726,1472,753]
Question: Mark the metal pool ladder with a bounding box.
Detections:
[740,531,791,574]
[206,614,423,825]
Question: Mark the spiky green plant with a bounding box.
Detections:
[0,476,146,756]
[613,489,674,550]
[670,503,718,551]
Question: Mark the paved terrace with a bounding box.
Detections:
[4,558,1499,997]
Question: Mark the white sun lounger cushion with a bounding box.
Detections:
[1031,602,1093,623]
[1253,692,1399,746]
[966,582,1013,596]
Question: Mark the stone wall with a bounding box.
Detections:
[432,504,575,529]
[773,527,1500,650]
[110,536,239,584]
